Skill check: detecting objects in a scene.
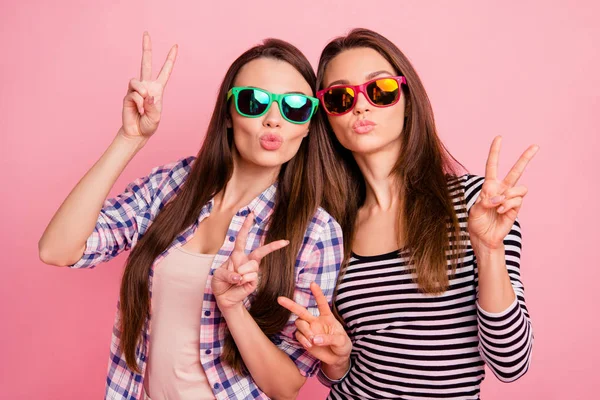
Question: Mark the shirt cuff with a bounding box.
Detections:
[68,231,103,269]
[317,359,352,387]
[476,295,519,320]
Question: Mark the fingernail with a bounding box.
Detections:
[302,339,312,348]
[313,336,323,344]
[490,195,505,204]
[498,206,505,213]
[148,96,154,105]
[231,274,241,282]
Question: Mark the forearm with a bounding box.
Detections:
[472,243,516,313]
[221,304,306,400]
[38,130,146,266]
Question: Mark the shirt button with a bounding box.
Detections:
[228,236,235,242]
[240,210,248,216]
[206,349,212,355]
[213,383,220,390]
[204,310,211,317]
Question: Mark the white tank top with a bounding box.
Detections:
[144,246,216,400]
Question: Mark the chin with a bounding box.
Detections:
[248,152,292,169]
[341,130,402,156]
[340,137,382,154]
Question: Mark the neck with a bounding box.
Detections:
[353,140,402,211]
[215,150,280,212]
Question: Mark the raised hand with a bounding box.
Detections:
[120,32,178,140]
[278,282,352,366]
[212,213,289,311]
[468,136,539,250]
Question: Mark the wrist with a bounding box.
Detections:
[469,233,505,254]
[322,357,351,380]
[115,127,148,152]
[471,241,505,258]
[326,355,351,371]
[218,300,246,318]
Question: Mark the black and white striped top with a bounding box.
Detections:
[318,175,534,400]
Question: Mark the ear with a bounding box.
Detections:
[226,115,233,129]
[303,128,309,138]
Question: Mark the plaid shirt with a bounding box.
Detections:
[70,156,343,400]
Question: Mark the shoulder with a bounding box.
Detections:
[447,174,485,213]
[309,206,343,247]
[143,155,196,193]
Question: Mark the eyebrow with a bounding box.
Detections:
[244,86,308,95]
[326,70,396,87]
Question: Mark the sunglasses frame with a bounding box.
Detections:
[317,76,407,116]
[227,86,319,125]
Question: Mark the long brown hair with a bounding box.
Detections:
[317,28,467,295]
[119,38,337,374]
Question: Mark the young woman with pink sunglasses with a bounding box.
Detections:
[280,28,536,399]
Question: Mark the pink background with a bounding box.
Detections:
[1,0,598,399]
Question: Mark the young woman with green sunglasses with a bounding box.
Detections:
[39,32,345,400]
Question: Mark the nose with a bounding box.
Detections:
[263,101,282,128]
[352,92,371,115]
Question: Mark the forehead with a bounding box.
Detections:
[323,47,397,86]
[233,57,312,95]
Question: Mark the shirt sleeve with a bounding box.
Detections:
[270,215,344,377]
[464,175,534,382]
[69,158,193,269]
[316,359,352,387]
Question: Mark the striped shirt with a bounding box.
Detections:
[318,175,533,400]
[69,156,343,400]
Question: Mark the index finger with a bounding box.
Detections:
[249,239,289,262]
[485,136,502,181]
[310,282,333,317]
[503,144,539,187]
[140,32,152,81]
[156,44,178,87]
[277,296,317,323]
[233,213,254,253]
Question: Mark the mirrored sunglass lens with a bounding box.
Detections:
[322,87,355,114]
[282,95,313,122]
[367,78,399,106]
[237,89,270,116]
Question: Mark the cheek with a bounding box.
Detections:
[282,127,309,153]
[382,108,406,133]
[327,115,350,139]
[231,118,258,156]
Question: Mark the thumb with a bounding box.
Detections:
[476,193,505,209]
[213,267,241,284]
[143,95,160,123]
[313,332,347,348]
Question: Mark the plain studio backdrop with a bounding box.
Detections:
[1,1,598,399]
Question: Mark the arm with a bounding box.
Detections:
[38,132,146,266]
[214,215,343,399]
[277,217,350,388]
[473,233,534,382]
[465,137,537,382]
[221,304,307,400]
[38,32,178,267]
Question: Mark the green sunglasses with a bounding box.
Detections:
[227,86,319,125]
